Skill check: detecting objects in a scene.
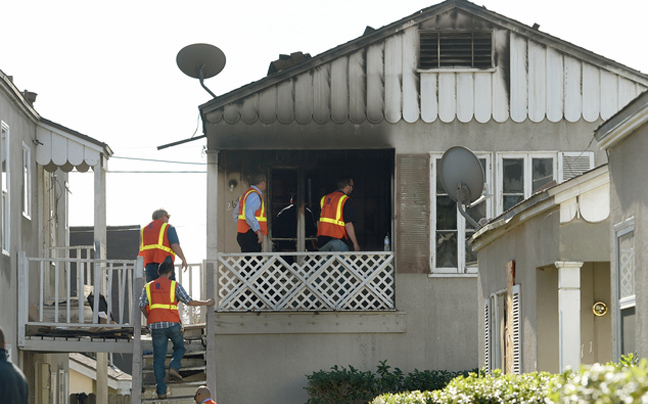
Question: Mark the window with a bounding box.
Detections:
[1,122,9,253]
[614,218,635,358]
[431,153,491,274]
[419,31,492,69]
[22,143,31,219]
[497,153,556,214]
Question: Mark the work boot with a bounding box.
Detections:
[168,368,184,382]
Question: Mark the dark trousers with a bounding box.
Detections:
[237,229,262,253]
[145,263,176,283]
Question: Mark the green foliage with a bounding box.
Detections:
[546,358,648,403]
[305,360,475,404]
[372,371,557,404]
[372,356,648,404]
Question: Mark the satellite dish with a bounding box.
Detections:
[439,146,485,228]
[176,43,226,98]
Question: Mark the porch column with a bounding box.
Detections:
[555,261,583,372]
[205,149,219,397]
[93,156,108,404]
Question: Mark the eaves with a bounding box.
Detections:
[200,0,648,114]
[471,164,609,251]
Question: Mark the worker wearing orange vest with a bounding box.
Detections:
[233,172,267,252]
[139,209,188,282]
[140,261,214,399]
[193,386,217,404]
[317,175,361,252]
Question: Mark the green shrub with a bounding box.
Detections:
[372,355,648,404]
[305,360,475,404]
[546,357,648,403]
[373,370,557,404]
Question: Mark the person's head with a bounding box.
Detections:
[157,259,174,278]
[336,175,354,195]
[0,326,5,348]
[194,385,212,403]
[248,172,266,192]
[152,209,171,223]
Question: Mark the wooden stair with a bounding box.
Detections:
[140,324,207,404]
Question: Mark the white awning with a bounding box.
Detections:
[36,120,111,172]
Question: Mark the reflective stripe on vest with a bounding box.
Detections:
[319,194,348,227]
[145,280,178,311]
[139,222,174,255]
[237,188,268,234]
[317,192,349,239]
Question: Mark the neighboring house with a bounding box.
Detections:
[471,89,648,375]
[471,164,611,374]
[187,0,648,402]
[595,89,648,361]
[0,67,138,404]
[69,353,131,396]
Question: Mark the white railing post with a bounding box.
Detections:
[92,261,101,324]
[131,256,144,404]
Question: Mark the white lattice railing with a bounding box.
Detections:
[216,252,394,311]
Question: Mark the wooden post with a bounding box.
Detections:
[505,260,515,373]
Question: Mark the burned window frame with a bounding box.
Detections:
[419,31,493,70]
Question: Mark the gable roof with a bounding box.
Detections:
[200,0,648,130]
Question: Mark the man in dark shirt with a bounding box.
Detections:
[0,327,28,404]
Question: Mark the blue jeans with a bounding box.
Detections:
[151,323,185,396]
[319,239,349,252]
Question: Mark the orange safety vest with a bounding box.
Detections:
[138,220,176,266]
[145,277,180,325]
[317,191,349,239]
[237,188,268,235]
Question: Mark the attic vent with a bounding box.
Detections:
[419,31,492,69]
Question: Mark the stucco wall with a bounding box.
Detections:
[210,274,477,404]
[477,209,561,372]
[476,205,611,373]
[607,124,648,358]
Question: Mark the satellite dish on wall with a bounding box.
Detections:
[439,146,485,228]
[176,43,226,98]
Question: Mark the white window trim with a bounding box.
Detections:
[430,152,492,275]
[495,152,557,216]
[22,142,32,220]
[1,121,9,255]
[613,217,636,358]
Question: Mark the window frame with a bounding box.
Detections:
[430,152,492,275]
[22,142,32,220]
[495,152,557,215]
[1,122,9,255]
[613,217,636,359]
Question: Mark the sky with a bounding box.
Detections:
[3,0,648,263]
